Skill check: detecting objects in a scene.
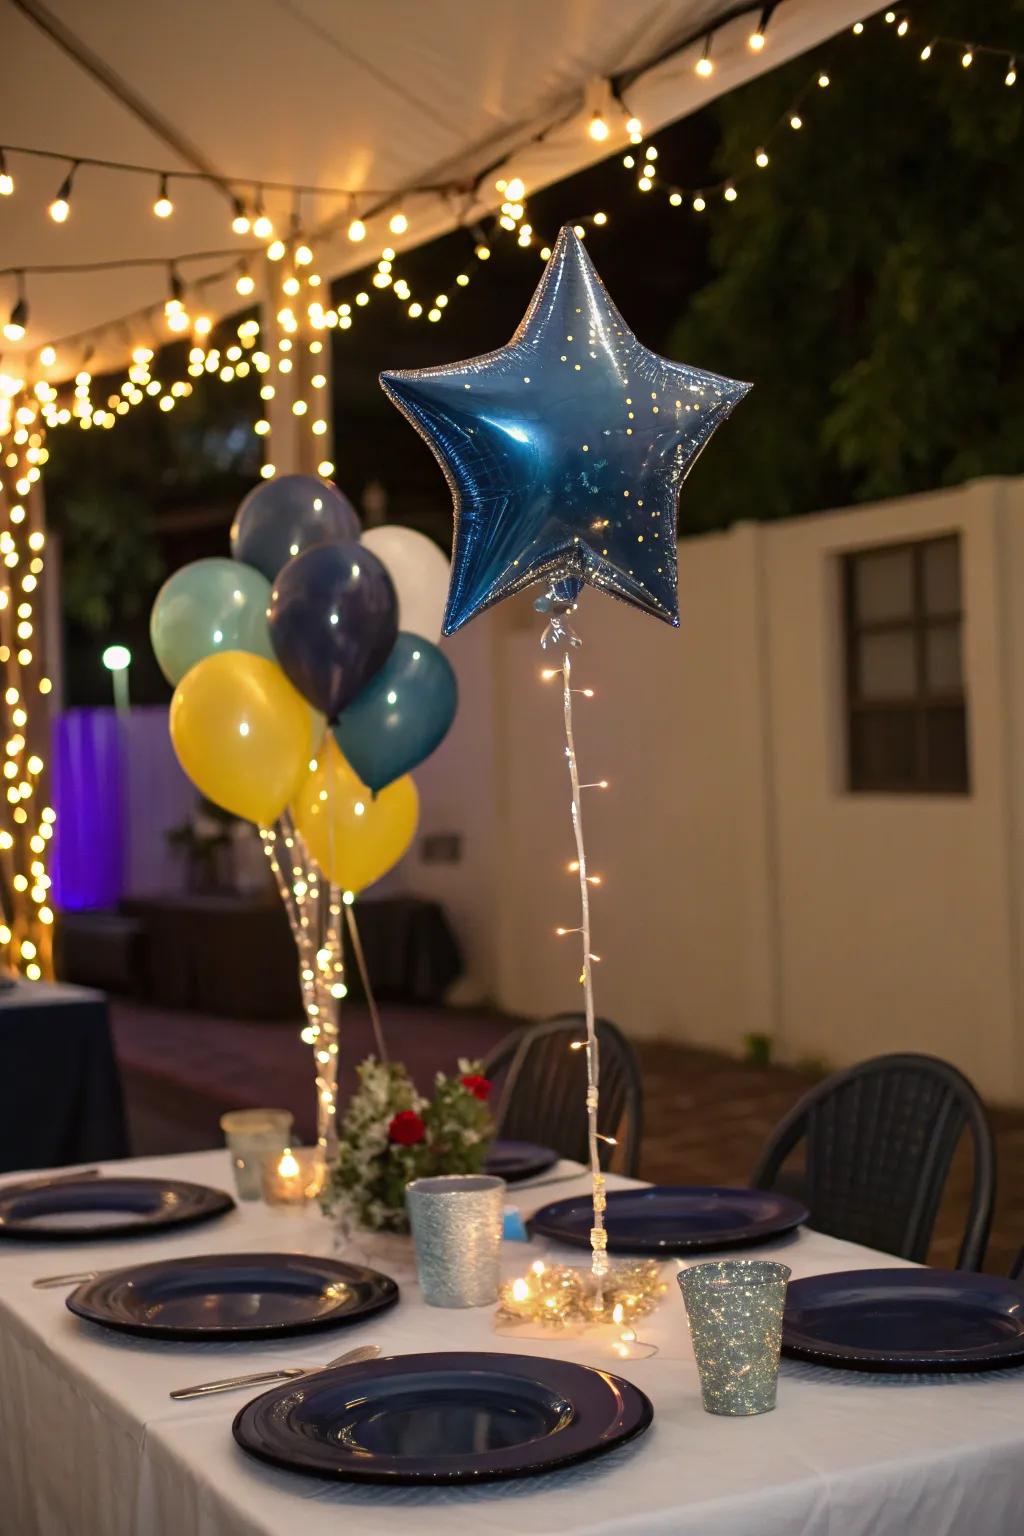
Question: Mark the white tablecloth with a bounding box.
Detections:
[1,1149,1022,1536]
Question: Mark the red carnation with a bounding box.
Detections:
[388,1109,426,1146]
[460,1074,491,1102]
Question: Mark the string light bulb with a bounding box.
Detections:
[695,35,715,77]
[3,289,27,344]
[235,263,255,296]
[48,163,76,222]
[231,196,250,235]
[0,149,12,197]
[347,216,366,242]
[1007,59,1018,86]
[755,147,769,167]
[961,47,973,68]
[252,196,273,240]
[748,2,776,51]
[389,210,408,235]
[152,174,173,218]
[920,43,932,60]
[588,110,610,142]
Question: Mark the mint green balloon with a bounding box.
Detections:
[150,558,274,685]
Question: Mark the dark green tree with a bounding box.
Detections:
[668,0,1024,533]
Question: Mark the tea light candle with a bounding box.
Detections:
[220,1108,294,1200]
[261,1146,325,1207]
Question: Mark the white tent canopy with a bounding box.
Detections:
[1,0,866,380]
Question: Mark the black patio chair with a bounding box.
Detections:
[1011,1247,1023,1281]
[751,1053,995,1271]
[483,1014,643,1176]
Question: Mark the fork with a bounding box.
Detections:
[33,1269,106,1289]
[6,1168,100,1193]
[169,1342,381,1400]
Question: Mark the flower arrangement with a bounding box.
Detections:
[320,1056,494,1232]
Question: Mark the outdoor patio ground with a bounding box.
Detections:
[111,1002,1024,1278]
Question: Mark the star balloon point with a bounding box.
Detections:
[380,225,750,635]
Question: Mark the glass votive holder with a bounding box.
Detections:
[677,1258,792,1416]
[405,1174,505,1307]
[260,1145,326,1207]
[220,1108,294,1200]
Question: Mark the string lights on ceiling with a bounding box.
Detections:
[620,8,1022,216]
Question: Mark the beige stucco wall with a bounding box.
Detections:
[392,477,1024,1103]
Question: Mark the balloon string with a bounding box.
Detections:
[559,644,608,1286]
[261,816,340,1164]
[345,902,389,1063]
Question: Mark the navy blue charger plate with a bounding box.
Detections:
[531,1185,808,1255]
[232,1350,653,1484]
[0,1176,234,1242]
[783,1268,1024,1373]
[67,1252,399,1340]
[485,1140,558,1183]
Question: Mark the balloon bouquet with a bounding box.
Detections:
[149,474,457,1158]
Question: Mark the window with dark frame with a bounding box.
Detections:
[843,535,968,794]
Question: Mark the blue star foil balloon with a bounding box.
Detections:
[380,224,750,634]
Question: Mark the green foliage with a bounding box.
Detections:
[43,338,260,634]
[668,1,1024,532]
[56,487,164,633]
[321,1056,494,1232]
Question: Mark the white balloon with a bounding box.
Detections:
[361,526,451,641]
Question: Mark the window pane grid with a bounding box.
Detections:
[844,537,968,794]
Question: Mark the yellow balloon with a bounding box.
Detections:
[171,651,314,826]
[292,739,419,892]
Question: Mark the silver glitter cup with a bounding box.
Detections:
[405,1174,506,1307]
[677,1259,791,1416]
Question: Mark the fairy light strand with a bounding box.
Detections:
[548,643,608,1282]
[259,814,346,1160]
[625,10,1022,216]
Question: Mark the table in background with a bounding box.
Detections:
[0,1149,1022,1536]
[113,894,462,1016]
[0,980,128,1173]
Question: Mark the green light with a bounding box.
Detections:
[101,644,131,672]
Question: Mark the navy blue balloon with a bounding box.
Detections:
[269,543,398,721]
[334,633,457,792]
[231,474,361,581]
[380,225,750,635]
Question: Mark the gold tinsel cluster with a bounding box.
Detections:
[496,1258,666,1329]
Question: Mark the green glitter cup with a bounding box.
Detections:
[677,1259,792,1416]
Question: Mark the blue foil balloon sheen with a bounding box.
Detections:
[334,633,458,793]
[231,473,362,581]
[380,225,751,635]
[269,543,398,722]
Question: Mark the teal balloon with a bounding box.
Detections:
[333,633,457,792]
[150,558,274,685]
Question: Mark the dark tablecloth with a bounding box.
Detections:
[119,895,462,1018]
[0,980,129,1173]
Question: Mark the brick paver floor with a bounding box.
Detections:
[635,1041,1024,1276]
[111,1003,1024,1277]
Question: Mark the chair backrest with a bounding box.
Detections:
[483,1014,643,1176]
[751,1053,995,1270]
[1011,1247,1023,1282]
